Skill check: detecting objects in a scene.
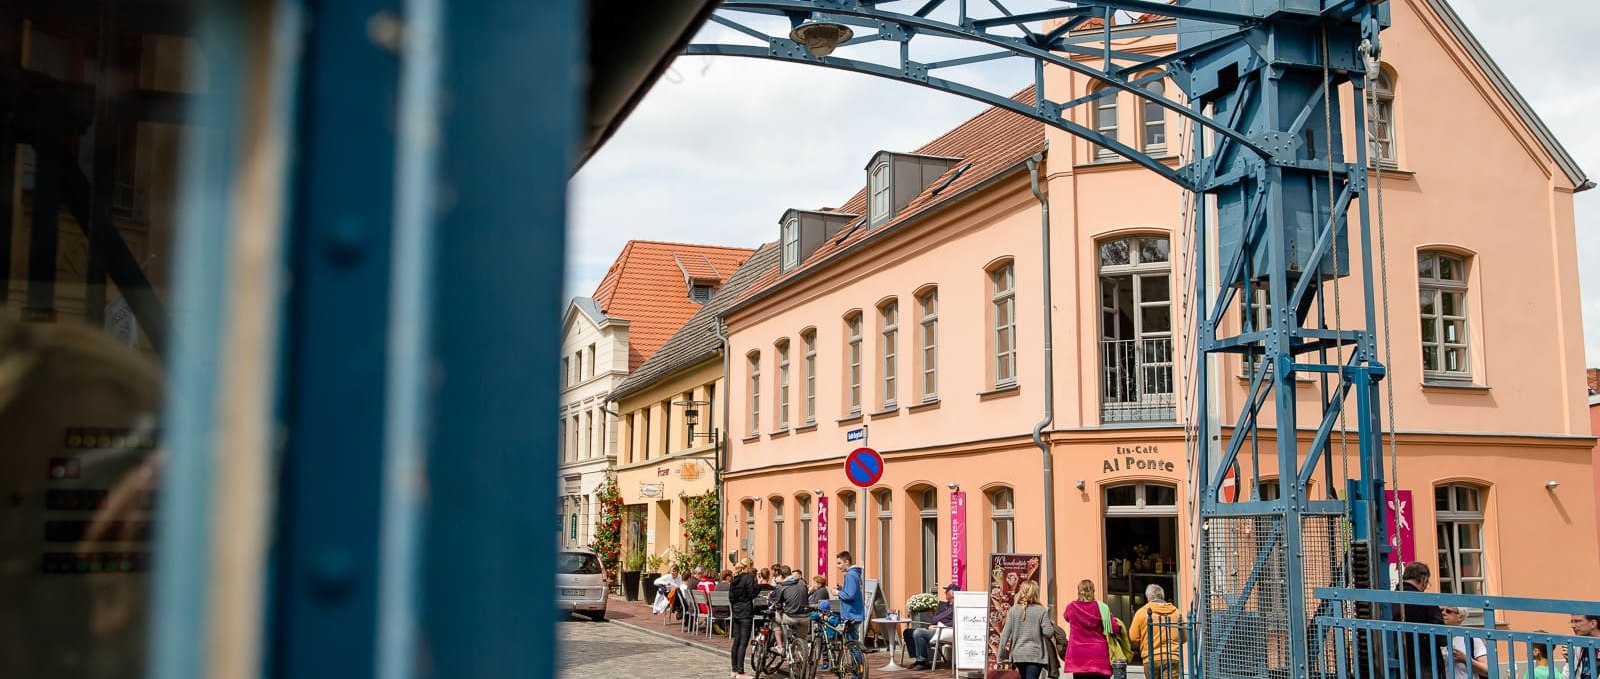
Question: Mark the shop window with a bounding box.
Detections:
[913,486,938,594]
[1435,484,1486,595]
[771,497,786,566]
[873,489,893,601]
[1103,482,1178,626]
[988,487,1015,554]
[1099,236,1174,423]
[841,490,858,560]
[742,500,757,560]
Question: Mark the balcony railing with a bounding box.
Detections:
[1101,337,1176,423]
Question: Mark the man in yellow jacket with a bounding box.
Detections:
[1129,584,1185,679]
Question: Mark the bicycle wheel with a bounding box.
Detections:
[786,633,812,679]
[752,632,772,679]
[839,640,868,679]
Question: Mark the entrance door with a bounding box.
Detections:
[1103,482,1179,645]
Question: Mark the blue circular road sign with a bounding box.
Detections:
[844,447,884,488]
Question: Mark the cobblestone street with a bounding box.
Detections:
[559,618,726,679]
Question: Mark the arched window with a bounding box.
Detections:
[873,489,893,600]
[747,351,762,435]
[1140,78,1166,154]
[879,299,899,408]
[870,162,892,223]
[798,495,813,579]
[911,486,939,594]
[1371,69,1397,165]
[1092,82,1118,159]
[801,329,818,423]
[1098,236,1174,423]
[1418,251,1470,381]
[987,487,1015,554]
[1435,483,1486,594]
[989,261,1017,387]
[917,288,939,402]
[839,490,859,561]
[783,217,801,270]
[776,339,791,430]
[845,312,863,415]
[742,499,758,560]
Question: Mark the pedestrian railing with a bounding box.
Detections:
[1314,587,1600,679]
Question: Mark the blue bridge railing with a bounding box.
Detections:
[1315,588,1600,679]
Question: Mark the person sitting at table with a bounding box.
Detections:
[809,575,831,606]
[903,584,957,670]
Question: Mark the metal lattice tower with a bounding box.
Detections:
[689,2,1394,677]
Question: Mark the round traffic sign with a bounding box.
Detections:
[844,447,884,488]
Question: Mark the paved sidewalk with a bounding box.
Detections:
[602,595,964,678]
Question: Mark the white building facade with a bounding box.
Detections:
[558,298,626,549]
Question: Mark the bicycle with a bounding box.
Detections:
[749,608,788,679]
[806,607,868,679]
[754,609,815,679]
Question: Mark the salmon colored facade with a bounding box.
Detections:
[719,0,1596,635]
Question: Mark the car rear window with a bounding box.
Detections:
[558,552,603,575]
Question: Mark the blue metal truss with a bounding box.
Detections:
[690,2,1395,677]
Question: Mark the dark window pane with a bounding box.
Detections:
[1106,485,1137,506]
[1101,240,1130,266]
[1138,238,1169,263]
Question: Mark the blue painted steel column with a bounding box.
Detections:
[421,0,580,676]
[272,0,403,676]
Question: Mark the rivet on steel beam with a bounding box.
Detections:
[324,218,366,267]
[368,11,406,53]
[308,547,356,601]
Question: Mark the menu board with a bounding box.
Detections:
[953,590,989,671]
[987,553,1042,678]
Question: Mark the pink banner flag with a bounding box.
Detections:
[817,495,829,573]
[951,490,966,589]
[1385,489,1414,563]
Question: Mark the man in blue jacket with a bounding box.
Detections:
[835,551,865,641]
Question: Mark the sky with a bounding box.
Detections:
[568,0,1600,365]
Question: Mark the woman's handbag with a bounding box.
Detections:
[1097,602,1134,665]
[1045,619,1068,678]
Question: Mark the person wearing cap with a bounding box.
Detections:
[903,585,959,670]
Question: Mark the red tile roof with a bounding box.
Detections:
[728,85,1046,311]
[591,240,756,369]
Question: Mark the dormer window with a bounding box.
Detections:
[869,162,891,224]
[782,218,800,271]
[690,284,714,303]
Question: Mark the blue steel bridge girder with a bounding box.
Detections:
[689,2,1393,678]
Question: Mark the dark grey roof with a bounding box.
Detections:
[610,241,780,401]
[569,296,607,324]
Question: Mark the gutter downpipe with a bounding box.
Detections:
[713,320,730,567]
[1025,152,1058,614]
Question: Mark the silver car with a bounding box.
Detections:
[557,549,609,620]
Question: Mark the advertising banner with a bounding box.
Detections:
[951,491,967,589]
[817,496,830,574]
[987,553,1041,678]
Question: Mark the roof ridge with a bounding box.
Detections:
[623,239,759,252]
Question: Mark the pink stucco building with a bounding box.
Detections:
[716,0,1597,634]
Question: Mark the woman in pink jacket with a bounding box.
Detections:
[1062,579,1122,679]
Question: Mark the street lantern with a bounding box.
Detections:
[789,14,852,58]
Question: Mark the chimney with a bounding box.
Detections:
[1588,368,1600,396]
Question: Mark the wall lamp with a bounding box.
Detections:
[947,482,959,491]
[1075,479,1087,491]
[1546,480,1561,490]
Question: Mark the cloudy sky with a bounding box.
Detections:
[568,0,1600,364]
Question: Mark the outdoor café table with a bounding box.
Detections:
[871,616,914,672]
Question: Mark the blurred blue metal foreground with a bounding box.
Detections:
[151,0,580,678]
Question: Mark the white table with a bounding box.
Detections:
[871,617,914,672]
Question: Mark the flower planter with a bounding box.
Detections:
[622,571,642,601]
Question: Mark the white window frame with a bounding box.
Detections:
[802,330,817,424]
[841,491,858,561]
[1419,251,1470,381]
[799,495,813,578]
[1371,70,1397,167]
[1104,482,1179,517]
[771,498,785,565]
[870,162,891,223]
[783,217,800,270]
[1098,237,1174,409]
[918,488,938,594]
[991,264,1017,387]
[1093,85,1118,160]
[846,314,863,414]
[748,352,761,435]
[874,490,892,600]
[777,340,791,430]
[1141,78,1166,155]
[919,289,938,402]
[989,487,1015,554]
[1436,484,1487,595]
[881,301,898,409]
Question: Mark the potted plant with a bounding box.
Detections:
[622,551,645,601]
[907,592,940,624]
[642,552,665,588]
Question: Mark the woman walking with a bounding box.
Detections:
[998,580,1056,679]
[728,558,759,679]
[1063,579,1122,679]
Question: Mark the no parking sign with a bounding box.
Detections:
[843,447,883,488]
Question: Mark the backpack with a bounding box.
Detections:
[1097,602,1134,665]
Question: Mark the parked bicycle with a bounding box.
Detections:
[806,606,867,679]
[753,607,813,679]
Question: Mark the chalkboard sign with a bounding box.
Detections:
[865,578,888,618]
[953,590,989,671]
